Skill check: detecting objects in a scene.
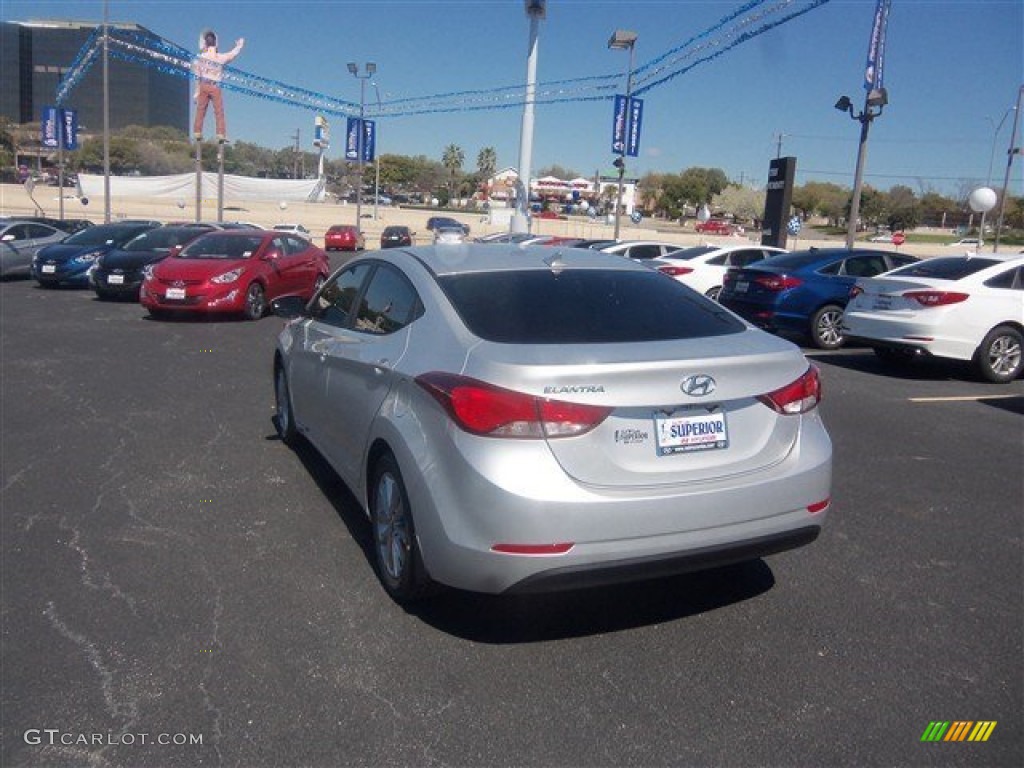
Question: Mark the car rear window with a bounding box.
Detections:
[663,246,717,260]
[756,251,831,270]
[887,257,1004,280]
[438,269,745,343]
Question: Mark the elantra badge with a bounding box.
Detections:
[681,374,716,397]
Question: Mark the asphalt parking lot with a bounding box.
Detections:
[1,275,1021,768]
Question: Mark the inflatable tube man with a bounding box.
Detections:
[192,29,244,143]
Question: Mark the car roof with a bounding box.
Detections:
[373,243,651,278]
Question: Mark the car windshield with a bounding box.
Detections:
[64,225,141,246]
[886,257,1004,281]
[438,269,745,344]
[178,235,264,260]
[663,246,717,260]
[383,227,406,236]
[123,228,204,252]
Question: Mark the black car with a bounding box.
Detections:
[380,225,414,249]
[90,225,216,300]
[425,216,469,235]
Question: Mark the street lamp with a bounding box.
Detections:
[608,29,637,241]
[371,81,382,220]
[835,86,888,249]
[512,0,546,234]
[347,61,376,232]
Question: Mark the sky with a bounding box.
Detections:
[3,0,1022,198]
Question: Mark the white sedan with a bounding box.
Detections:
[649,245,787,299]
[842,255,1023,382]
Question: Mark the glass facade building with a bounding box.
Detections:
[1,20,188,134]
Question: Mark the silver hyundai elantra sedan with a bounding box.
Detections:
[272,243,832,602]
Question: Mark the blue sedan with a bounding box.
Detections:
[718,248,918,349]
[32,222,159,287]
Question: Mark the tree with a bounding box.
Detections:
[442,144,464,206]
[678,167,729,207]
[536,164,579,180]
[476,146,497,200]
[712,185,765,223]
[884,185,920,231]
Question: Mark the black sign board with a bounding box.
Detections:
[761,156,796,249]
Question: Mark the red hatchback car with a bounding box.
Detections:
[695,219,742,235]
[324,224,365,252]
[140,230,329,320]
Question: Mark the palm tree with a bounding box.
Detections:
[442,144,464,207]
[476,146,497,201]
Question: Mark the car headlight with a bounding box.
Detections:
[75,250,104,263]
[211,268,244,284]
[142,264,156,280]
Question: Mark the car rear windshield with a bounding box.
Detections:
[663,246,717,260]
[438,269,745,344]
[754,251,832,270]
[886,257,1004,281]
[179,235,265,259]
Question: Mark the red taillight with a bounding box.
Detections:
[657,265,694,276]
[754,274,802,292]
[415,373,612,438]
[758,366,821,415]
[903,290,969,307]
[807,498,830,514]
[491,542,575,555]
[849,285,864,299]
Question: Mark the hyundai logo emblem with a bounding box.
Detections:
[681,374,716,397]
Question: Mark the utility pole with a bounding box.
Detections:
[291,129,300,179]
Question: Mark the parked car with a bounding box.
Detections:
[426,216,470,235]
[0,220,67,278]
[695,219,743,236]
[649,245,787,300]
[90,225,216,300]
[140,230,329,320]
[842,254,1023,382]
[868,231,894,243]
[272,223,311,238]
[474,232,537,244]
[380,225,414,249]
[270,244,832,602]
[718,248,919,349]
[32,222,159,287]
[692,218,741,236]
[598,240,688,260]
[12,216,93,234]
[325,224,365,252]
[433,226,466,244]
[948,238,983,249]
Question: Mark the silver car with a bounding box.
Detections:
[0,220,67,278]
[272,244,832,602]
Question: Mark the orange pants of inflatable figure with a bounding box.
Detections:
[194,82,226,139]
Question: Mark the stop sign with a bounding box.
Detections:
[892,232,906,246]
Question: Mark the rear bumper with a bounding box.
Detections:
[842,312,978,362]
[505,526,820,594]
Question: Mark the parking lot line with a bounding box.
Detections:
[908,395,1020,403]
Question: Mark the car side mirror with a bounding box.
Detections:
[270,295,307,319]
[1,234,14,242]
[168,244,183,257]
[262,249,282,261]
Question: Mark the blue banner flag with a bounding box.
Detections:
[345,117,360,161]
[863,0,891,92]
[41,107,59,148]
[362,119,375,162]
[611,95,628,154]
[62,108,78,150]
[627,97,643,157]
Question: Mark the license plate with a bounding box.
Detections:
[734,280,749,294]
[654,406,728,455]
[41,265,56,274]
[108,274,124,285]
[166,287,186,300]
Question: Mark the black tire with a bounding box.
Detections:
[147,308,169,320]
[810,304,845,350]
[704,286,723,301]
[370,453,434,603]
[974,325,1022,383]
[273,363,299,446]
[37,281,58,290]
[243,282,266,321]
[95,290,114,301]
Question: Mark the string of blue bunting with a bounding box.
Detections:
[55,0,832,119]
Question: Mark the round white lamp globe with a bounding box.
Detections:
[968,187,997,214]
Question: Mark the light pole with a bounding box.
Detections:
[512,0,546,234]
[835,87,889,249]
[986,105,1017,187]
[993,85,1023,253]
[608,29,637,241]
[347,61,376,233]
[371,81,382,220]
[102,0,111,223]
